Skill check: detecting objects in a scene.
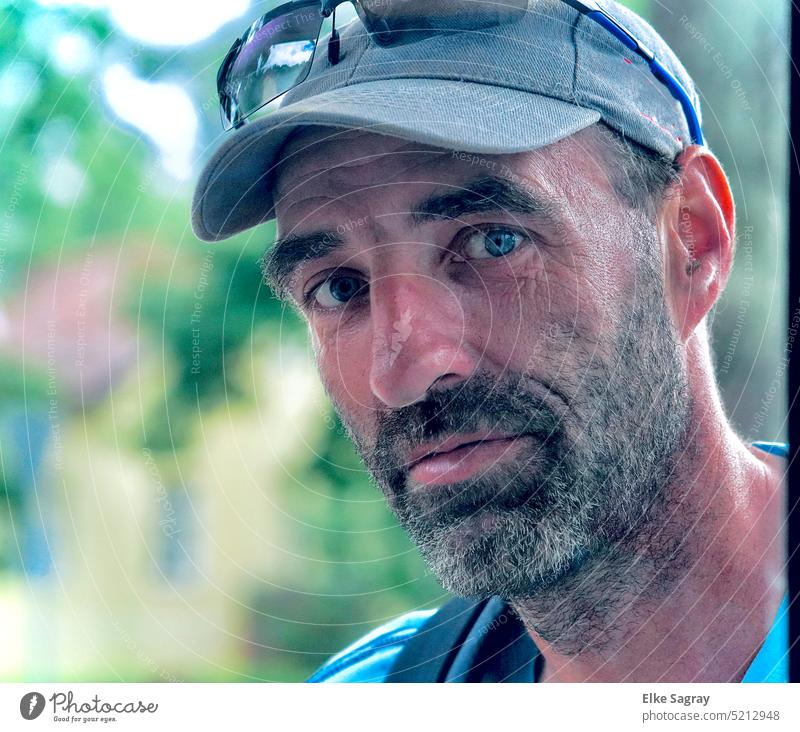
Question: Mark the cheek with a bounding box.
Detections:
[457,254,577,350]
[458,249,621,371]
[312,324,374,415]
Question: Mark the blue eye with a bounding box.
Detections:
[462,227,527,259]
[311,274,367,308]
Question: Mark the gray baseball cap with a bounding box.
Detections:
[191,0,701,242]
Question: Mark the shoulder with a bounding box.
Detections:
[751,441,788,489]
[750,441,788,459]
[306,608,437,683]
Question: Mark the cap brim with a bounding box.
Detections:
[191,78,601,242]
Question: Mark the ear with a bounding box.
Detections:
[659,146,735,342]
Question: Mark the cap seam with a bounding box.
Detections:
[335,69,579,104]
[570,9,580,107]
[343,25,374,87]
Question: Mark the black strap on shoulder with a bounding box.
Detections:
[386,595,542,682]
[384,596,491,682]
[446,597,541,682]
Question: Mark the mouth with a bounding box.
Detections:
[406,432,529,487]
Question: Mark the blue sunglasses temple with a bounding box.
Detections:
[580,6,704,146]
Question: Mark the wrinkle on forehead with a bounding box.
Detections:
[273,125,617,233]
[275,127,451,201]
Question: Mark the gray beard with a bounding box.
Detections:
[334,234,691,655]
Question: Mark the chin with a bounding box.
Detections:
[409,507,589,599]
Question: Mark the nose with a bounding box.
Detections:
[368,274,479,408]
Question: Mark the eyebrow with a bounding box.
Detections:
[261,230,346,302]
[411,174,559,225]
[262,174,559,302]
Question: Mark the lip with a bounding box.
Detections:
[406,430,522,468]
[405,431,529,487]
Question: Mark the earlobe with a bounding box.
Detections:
[662,146,735,342]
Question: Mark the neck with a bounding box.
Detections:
[511,338,786,682]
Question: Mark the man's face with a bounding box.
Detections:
[271,126,690,599]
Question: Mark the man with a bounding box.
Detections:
[192,0,788,682]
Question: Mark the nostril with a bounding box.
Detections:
[429,373,465,393]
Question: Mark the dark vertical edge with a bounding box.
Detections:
[789,0,800,685]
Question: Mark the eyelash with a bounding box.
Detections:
[451,223,533,262]
[301,268,365,311]
[300,224,536,312]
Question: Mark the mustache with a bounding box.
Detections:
[365,370,566,494]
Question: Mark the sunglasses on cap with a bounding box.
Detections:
[216,0,703,146]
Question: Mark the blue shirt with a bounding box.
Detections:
[308,441,789,683]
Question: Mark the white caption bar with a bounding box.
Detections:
[0,682,797,731]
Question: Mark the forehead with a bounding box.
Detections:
[273,126,610,221]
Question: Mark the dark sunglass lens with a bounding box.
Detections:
[221,5,323,128]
